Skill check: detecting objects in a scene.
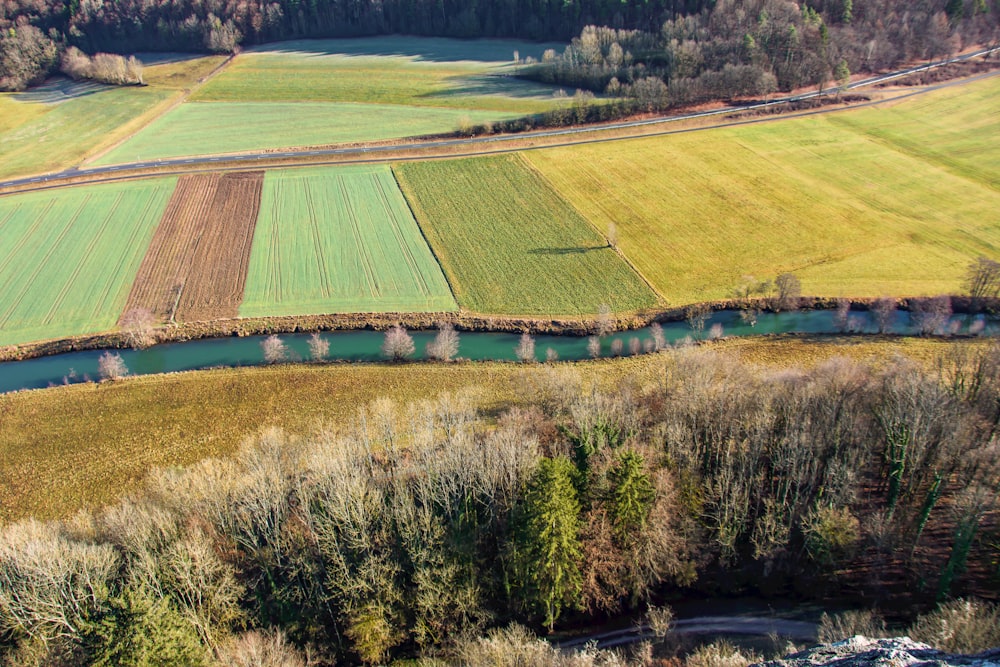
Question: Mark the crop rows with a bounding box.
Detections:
[0,179,175,346]
[393,154,659,316]
[240,166,456,317]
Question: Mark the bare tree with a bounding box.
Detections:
[261,335,288,363]
[545,348,559,363]
[774,273,802,311]
[649,323,666,351]
[686,303,711,338]
[426,324,460,362]
[120,308,157,349]
[833,298,851,332]
[382,325,415,360]
[610,339,624,357]
[307,332,330,360]
[98,351,128,381]
[628,337,641,355]
[964,256,1000,305]
[871,297,896,334]
[587,336,601,359]
[708,323,724,340]
[515,332,536,363]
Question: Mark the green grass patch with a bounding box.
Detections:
[829,75,1000,190]
[527,79,1000,305]
[0,95,49,135]
[95,101,513,164]
[394,154,660,316]
[240,165,457,316]
[141,54,228,89]
[192,36,563,113]
[0,178,176,346]
[0,86,173,179]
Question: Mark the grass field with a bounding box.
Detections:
[0,55,225,179]
[0,178,175,346]
[830,74,1000,189]
[95,101,512,164]
[0,337,981,522]
[394,154,659,315]
[192,36,564,113]
[241,166,456,316]
[527,76,1000,305]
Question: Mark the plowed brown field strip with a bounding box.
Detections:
[123,171,263,323]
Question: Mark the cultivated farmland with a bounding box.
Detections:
[394,155,660,315]
[528,76,1000,305]
[240,166,456,317]
[0,178,175,346]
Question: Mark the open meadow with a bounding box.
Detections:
[240,165,457,316]
[394,154,660,316]
[0,55,224,179]
[0,178,175,346]
[0,337,983,522]
[527,74,1000,305]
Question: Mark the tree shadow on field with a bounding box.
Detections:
[528,245,607,255]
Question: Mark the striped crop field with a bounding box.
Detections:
[0,179,175,346]
[527,75,1000,306]
[393,154,660,316]
[240,165,457,316]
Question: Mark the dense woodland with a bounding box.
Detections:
[1,342,998,665]
[2,0,999,93]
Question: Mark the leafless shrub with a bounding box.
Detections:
[610,339,624,357]
[97,351,128,381]
[382,325,415,360]
[455,623,627,667]
[643,339,654,353]
[426,323,460,362]
[909,599,1000,653]
[588,336,602,358]
[629,337,641,355]
[515,332,536,363]
[60,46,143,85]
[120,307,157,349]
[708,323,724,340]
[214,628,306,667]
[911,296,952,336]
[871,297,896,334]
[818,609,887,643]
[545,347,559,363]
[833,298,851,332]
[307,332,329,360]
[261,335,288,363]
[731,275,771,302]
[740,306,760,327]
[596,304,614,336]
[649,323,665,351]
[645,604,674,639]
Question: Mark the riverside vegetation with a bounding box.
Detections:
[1,341,998,664]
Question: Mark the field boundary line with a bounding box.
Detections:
[373,172,430,297]
[390,165,462,310]
[80,53,238,168]
[103,191,164,320]
[42,192,125,325]
[339,175,380,299]
[516,153,667,306]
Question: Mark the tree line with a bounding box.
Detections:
[1,342,998,664]
[520,0,999,113]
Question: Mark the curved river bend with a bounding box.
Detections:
[1,309,996,394]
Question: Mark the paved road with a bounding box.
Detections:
[1,45,997,193]
[557,615,819,651]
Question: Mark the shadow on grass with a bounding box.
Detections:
[13,77,112,104]
[528,245,608,255]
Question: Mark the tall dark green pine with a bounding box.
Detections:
[511,456,583,632]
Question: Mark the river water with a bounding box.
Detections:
[1,309,996,394]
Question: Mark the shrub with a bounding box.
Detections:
[802,505,860,566]
[307,332,329,360]
[817,609,887,642]
[382,325,415,360]
[261,335,288,363]
[909,599,1000,653]
[515,332,536,363]
[98,352,129,381]
[686,640,759,667]
[426,323,460,362]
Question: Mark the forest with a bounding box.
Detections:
[1,342,998,665]
[2,0,999,92]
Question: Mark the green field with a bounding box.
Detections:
[528,76,1000,305]
[0,179,175,346]
[0,55,226,180]
[0,86,173,179]
[394,155,660,315]
[95,101,512,164]
[192,36,564,113]
[241,165,457,316]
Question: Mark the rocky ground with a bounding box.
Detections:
[755,637,1000,667]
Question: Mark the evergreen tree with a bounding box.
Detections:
[607,450,656,545]
[510,456,583,631]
